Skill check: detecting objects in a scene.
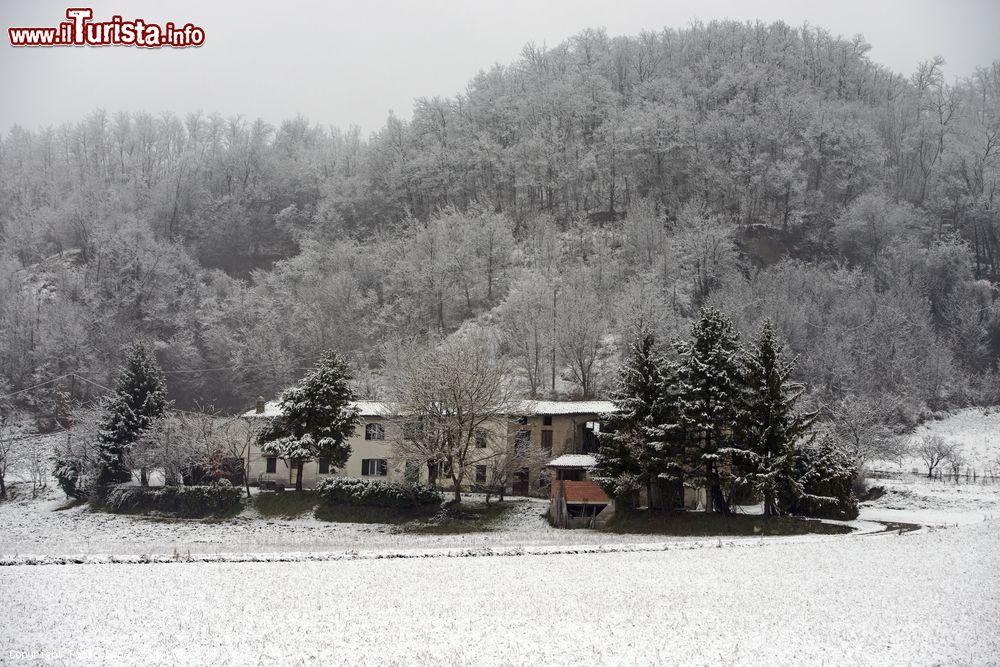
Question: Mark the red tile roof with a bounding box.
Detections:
[559,480,610,504]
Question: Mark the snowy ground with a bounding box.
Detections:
[0,491,681,560]
[1,520,997,665]
[1,472,998,562]
[0,482,997,666]
[880,407,1000,475]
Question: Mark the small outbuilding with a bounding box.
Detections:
[547,454,614,528]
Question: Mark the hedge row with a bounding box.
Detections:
[318,477,441,509]
[103,481,243,517]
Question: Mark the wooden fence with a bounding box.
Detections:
[867,469,1000,484]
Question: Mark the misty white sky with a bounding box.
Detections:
[1,0,998,136]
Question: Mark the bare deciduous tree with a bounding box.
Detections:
[946,448,967,482]
[385,331,516,503]
[557,281,608,398]
[0,416,29,499]
[472,424,550,504]
[915,435,955,478]
[827,396,906,470]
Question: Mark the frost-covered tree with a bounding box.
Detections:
[946,448,967,481]
[557,281,608,399]
[673,308,742,514]
[827,395,906,470]
[781,437,859,520]
[259,351,359,492]
[592,328,676,506]
[0,415,28,499]
[95,342,167,487]
[498,271,556,397]
[474,425,550,504]
[385,331,515,504]
[52,413,103,500]
[916,435,955,478]
[730,321,816,516]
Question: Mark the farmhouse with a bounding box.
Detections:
[243,399,614,495]
[242,397,614,497]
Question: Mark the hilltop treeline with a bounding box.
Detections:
[1,21,998,419]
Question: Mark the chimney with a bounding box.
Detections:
[255,396,265,414]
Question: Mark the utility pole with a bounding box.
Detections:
[551,285,558,394]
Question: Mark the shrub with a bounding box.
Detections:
[103,482,243,518]
[318,477,441,509]
[54,458,87,500]
[782,438,860,520]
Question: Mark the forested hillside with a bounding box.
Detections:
[1,20,999,419]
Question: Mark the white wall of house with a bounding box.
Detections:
[243,401,613,494]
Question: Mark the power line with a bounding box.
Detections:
[160,361,311,374]
[66,373,113,393]
[2,359,319,400]
[0,374,73,400]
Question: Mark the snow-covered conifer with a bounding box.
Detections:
[96,342,168,487]
[673,308,741,514]
[592,328,675,505]
[730,320,815,515]
[259,350,359,491]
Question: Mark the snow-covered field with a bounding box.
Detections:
[2,481,990,563]
[0,491,689,560]
[1,483,997,665]
[2,519,997,665]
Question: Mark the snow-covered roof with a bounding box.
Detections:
[243,400,391,419]
[547,454,597,468]
[244,398,615,419]
[514,400,616,416]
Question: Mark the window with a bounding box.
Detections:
[362,458,388,476]
[475,465,487,484]
[516,416,528,425]
[542,414,552,426]
[474,429,488,448]
[318,457,330,475]
[582,421,601,453]
[515,429,532,448]
[541,429,553,452]
[265,457,277,474]
[365,423,385,441]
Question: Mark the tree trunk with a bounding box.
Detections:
[710,485,731,516]
[296,461,304,492]
[140,468,148,487]
[0,474,6,499]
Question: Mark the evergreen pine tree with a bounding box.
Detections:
[780,436,860,520]
[592,329,673,507]
[96,342,167,487]
[731,320,816,516]
[673,308,741,515]
[260,350,359,491]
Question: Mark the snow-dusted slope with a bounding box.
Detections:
[891,408,1000,473]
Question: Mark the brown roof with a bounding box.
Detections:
[560,480,610,504]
